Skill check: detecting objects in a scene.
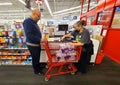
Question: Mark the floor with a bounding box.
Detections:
[0,57,120,85]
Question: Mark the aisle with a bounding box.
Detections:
[0,57,120,85]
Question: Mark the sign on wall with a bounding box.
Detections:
[97,8,114,28]
[111,7,120,28]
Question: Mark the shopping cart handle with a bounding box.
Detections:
[40,40,48,46]
[40,42,45,46]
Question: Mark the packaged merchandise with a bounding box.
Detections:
[56,43,76,62]
[0,23,30,65]
[3,31,8,37]
[0,29,3,37]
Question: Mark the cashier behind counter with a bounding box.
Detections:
[48,33,75,42]
[48,32,74,42]
[51,31,75,42]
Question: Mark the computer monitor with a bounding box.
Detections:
[58,24,68,32]
[54,24,68,37]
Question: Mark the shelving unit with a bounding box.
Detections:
[0,22,32,65]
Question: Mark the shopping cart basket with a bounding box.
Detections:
[40,40,82,81]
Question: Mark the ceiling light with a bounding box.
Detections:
[53,10,80,16]
[0,2,12,5]
[44,0,53,16]
[53,6,80,14]
[0,13,29,16]
[0,10,26,13]
[19,0,26,5]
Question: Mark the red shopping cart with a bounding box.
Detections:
[40,40,82,81]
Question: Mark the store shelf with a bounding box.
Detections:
[1,63,26,65]
[1,48,28,50]
[1,58,32,65]
[0,54,30,56]
[0,23,32,65]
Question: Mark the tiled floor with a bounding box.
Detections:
[0,57,120,85]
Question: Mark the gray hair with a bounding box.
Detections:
[73,20,85,27]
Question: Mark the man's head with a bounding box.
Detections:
[31,8,41,22]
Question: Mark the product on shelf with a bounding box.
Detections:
[0,23,32,65]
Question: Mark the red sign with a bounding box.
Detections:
[97,8,114,28]
[35,0,43,4]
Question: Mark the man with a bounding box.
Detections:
[23,8,44,75]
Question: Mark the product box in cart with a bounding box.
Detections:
[56,43,77,62]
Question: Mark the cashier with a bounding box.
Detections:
[61,20,91,74]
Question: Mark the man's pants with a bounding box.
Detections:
[27,45,41,74]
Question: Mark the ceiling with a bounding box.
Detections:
[0,0,97,20]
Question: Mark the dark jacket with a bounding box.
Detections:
[23,18,42,44]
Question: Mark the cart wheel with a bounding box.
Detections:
[68,66,71,69]
[71,72,75,75]
[45,75,50,81]
[45,65,48,68]
[45,77,49,81]
[92,64,95,66]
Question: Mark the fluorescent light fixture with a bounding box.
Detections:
[0,13,29,16]
[53,6,80,14]
[44,0,53,16]
[0,16,24,19]
[18,0,26,5]
[0,10,26,13]
[0,2,12,5]
[53,10,80,16]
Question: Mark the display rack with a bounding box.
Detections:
[0,23,32,65]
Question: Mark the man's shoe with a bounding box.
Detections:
[38,70,45,75]
[35,71,44,76]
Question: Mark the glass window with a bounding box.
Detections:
[111,7,120,28]
[87,15,95,25]
[82,0,88,14]
[89,0,98,10]
[97,8,114,28]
